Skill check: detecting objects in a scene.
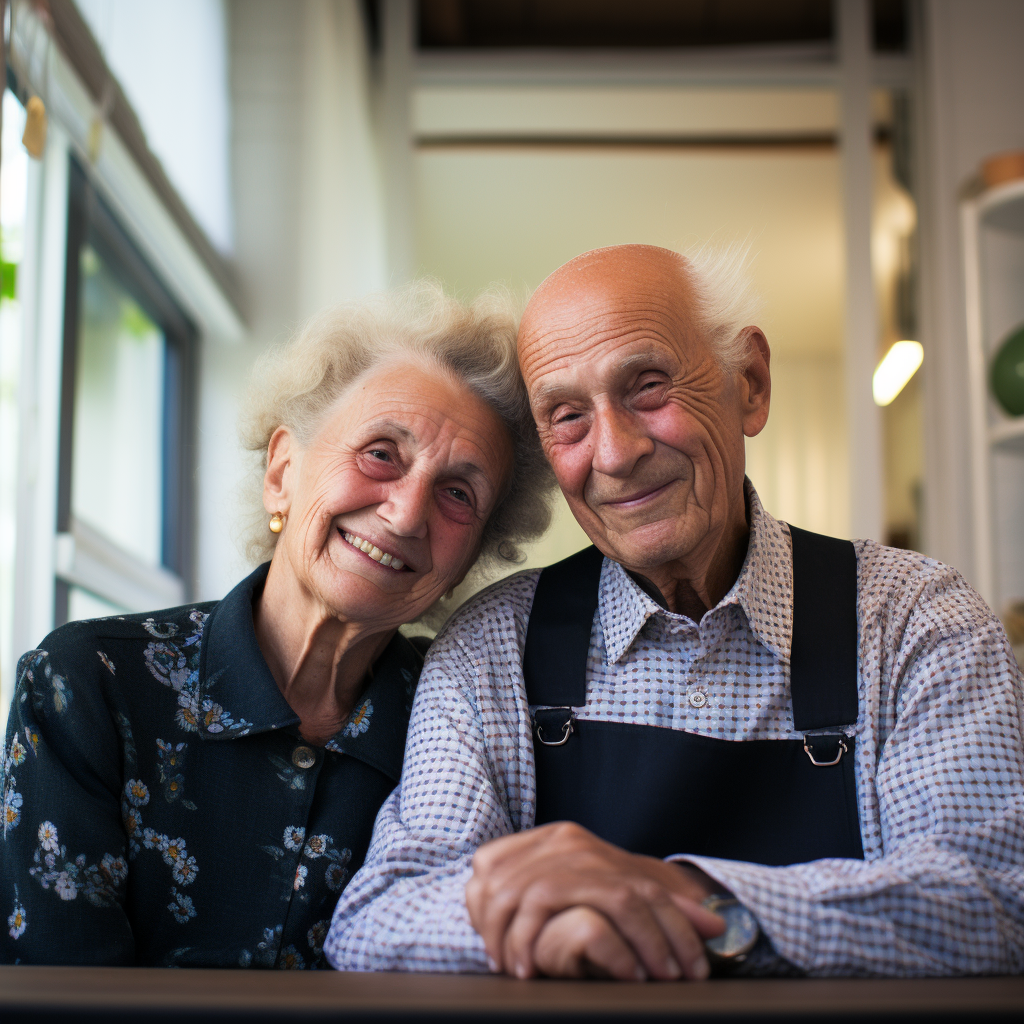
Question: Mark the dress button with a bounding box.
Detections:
[292,745,316,769]
[688,691,707,709]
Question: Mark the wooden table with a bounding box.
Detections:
[2,967,1023,1023]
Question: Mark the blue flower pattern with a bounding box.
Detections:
[7,886,26,940]
[142,611,254,737]
[28,821,127,906]
[2,733,28,839]
[342,699,373,738]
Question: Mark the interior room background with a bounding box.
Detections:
[2,0,1023,728]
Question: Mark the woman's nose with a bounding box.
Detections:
[376,476,430,539]
[591,405,654,478]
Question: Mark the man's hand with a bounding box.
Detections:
[532,906,648,980]
[465,822,725,981]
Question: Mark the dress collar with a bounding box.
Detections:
[598,481,793,665]
[198,563,421,782]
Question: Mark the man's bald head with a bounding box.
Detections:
[519,245,702,374]
[526,244,693,312]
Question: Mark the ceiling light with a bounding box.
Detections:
[873,340,923,406]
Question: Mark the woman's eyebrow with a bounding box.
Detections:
[362,419,416,443]
[447,460,489,483]
[363,421,491,486]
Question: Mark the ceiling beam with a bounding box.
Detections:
[416,44,911,89]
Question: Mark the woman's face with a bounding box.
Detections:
[264,356,513,631]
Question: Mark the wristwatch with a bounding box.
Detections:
[701,895,760,966]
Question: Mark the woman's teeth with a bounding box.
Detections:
[342,531,405,570]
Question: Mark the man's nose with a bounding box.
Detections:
[377,475,430,539]
[591,405,654,478]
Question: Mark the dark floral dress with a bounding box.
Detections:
[0,563,423,967]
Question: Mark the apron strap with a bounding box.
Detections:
[524,545,603,707]
[524,528,859,735]
[788,526,859,732]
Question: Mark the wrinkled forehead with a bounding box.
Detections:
[518,263,707,387]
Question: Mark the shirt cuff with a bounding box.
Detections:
[667,854,806,975]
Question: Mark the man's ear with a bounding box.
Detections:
[263,426,296,513]
[737,327,771,438]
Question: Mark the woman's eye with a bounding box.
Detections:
[368,449,391,462]
[446,487,470,505]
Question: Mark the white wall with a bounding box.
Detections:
[918,0,1024,582]
[194,0,387,601]
[296,0,388,316]
[413,87,851,564]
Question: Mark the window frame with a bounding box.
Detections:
[54,157,198,623]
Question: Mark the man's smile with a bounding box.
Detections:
[598,480,677,510]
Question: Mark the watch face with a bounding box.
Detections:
[703,898,759,960]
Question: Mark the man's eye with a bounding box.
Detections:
[368,449,391,462]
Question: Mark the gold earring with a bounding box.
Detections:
[269,512,285,534]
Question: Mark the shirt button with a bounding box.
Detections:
[292,745,316,769]
[688,691,707,709]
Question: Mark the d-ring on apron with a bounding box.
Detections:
[523,526,864,865]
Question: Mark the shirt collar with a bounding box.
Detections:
[729,483,793,662]
[323,637,421,785]
[199,563,422,781]
[597,481,792,665]
[198,562,299,738]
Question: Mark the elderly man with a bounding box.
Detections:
[325,245,1024,979]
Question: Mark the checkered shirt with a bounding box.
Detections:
[325,485,1024,976]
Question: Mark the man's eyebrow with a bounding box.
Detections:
[530,380,570,408]
[531,350,668,407]
[617,350,666,371]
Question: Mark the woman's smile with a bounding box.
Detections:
[340,529,409,571]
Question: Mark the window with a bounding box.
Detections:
[54,159,197,623]
[0,90,28,714]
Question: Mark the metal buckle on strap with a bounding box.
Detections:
[803,733,848,767]
[534,708,575,747]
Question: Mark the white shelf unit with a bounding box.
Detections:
[963,177,1024,610]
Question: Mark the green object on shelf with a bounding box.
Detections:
[991,323,1024,417]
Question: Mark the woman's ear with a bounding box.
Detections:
[263,426,295,514]
[738,327,771,438]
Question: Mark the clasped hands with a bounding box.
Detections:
[465,822,725,981]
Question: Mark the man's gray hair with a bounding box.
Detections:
[238,279,554,568]
[684,244,764,373]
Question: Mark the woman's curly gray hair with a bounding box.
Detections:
[238,279,554,570]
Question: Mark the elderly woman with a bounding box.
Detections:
[0,283,552,967]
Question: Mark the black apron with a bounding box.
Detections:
[522,526,864,866]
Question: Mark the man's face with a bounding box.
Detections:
[519,254,763,576]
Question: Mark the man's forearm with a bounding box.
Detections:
[681,838,1024,976]
[326,855,489,972]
